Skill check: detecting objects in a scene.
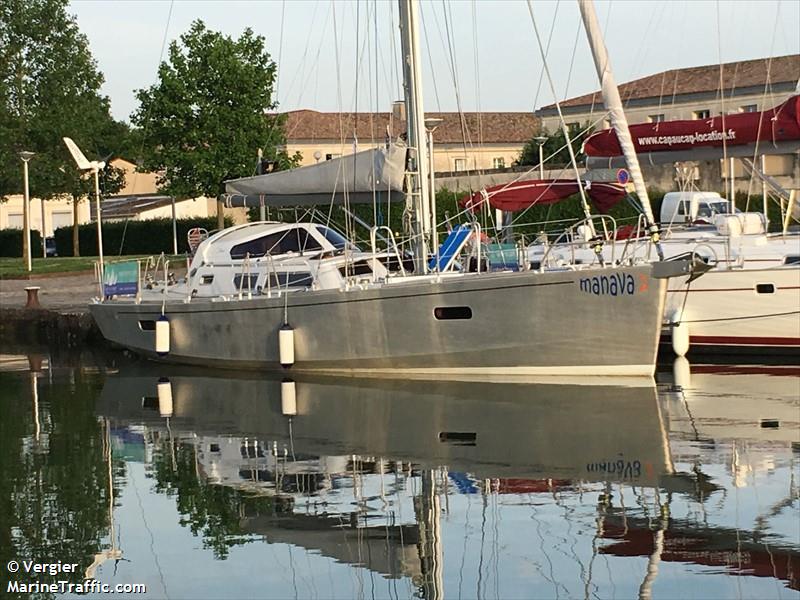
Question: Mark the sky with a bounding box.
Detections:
[67,0,800,123]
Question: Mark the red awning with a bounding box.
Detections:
[584,94,800,160]
[462,179,626,213]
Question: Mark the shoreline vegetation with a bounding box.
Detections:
[0,255,184,279]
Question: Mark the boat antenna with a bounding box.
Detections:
[578,0,665,260]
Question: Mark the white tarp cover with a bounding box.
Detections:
[223,142,407,207]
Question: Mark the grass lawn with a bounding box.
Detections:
[0,255,185,279]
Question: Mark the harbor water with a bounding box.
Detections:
[1,348,798,599]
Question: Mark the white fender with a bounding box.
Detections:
[157,377,173,417]
[672,357,691,390]
[281,379,297,416]
[155,315,170,355]
[279,325,295,367]
[669,310,689,357]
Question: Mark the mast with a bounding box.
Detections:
[398,0,432,272]
[578,0,664,259]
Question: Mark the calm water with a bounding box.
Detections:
[1,350,798,599]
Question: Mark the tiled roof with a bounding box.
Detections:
[541,54,800,110]
[283,110,540,144]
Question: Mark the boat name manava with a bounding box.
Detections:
[579,272,636,296]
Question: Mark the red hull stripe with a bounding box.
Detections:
[690,335,800,346]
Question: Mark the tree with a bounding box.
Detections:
[0,0,128,257]
[516,122,588,169]
[133,20,299,229]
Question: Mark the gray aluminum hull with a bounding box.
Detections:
[89,265,667,376]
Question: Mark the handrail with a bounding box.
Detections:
[370,225,407,281]
[237,253,253,300]
[258,253,320,298]
[538,214,617,271]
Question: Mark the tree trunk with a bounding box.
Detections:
[72,196,80,256]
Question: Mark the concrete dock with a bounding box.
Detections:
[1,272,98,313]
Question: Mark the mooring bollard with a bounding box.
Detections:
[24,286,42,309]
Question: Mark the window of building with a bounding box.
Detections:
[492,157,505,169]
[454,158,467,172]
[325,153,341,161]
[693,109,711,120]
[648,114,665,123]
[740,104,758,113]
[7,213,23,229]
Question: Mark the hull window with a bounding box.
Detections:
[269,272,314,289]
[784,256,800,265]
[138,320,156,331]
[755,283,775,294]
[434,306,472,320]
[439,432,477,446]
[141,396,159,410]
[233,274,260,290]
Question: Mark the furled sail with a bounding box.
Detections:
[223,142,407,207]
[462,179,626,213]
[585,95,800,168]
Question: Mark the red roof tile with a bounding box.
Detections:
[542,54,800,110]
[283,110,540,144]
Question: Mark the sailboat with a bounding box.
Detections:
[88,0,701,377]
[513,11,800,356]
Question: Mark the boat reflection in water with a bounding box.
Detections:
[90,362,799,598]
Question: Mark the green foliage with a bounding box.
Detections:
[150,438,288,560]
[516,123,588,168]
[132,20,296,200]
[0,0,128,201]
[53,217,232,257]
[0,371,113,599]
[0,228,42,257]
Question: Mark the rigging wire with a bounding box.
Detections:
[531,1,561,122]
[120,0,174,255]
[745,2,783,211]
[525,1,593,224]
[715,0,731,206]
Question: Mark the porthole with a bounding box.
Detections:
[138,320,156,331]
[434,306,472,320]
[755,283,775,294]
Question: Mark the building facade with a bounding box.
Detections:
[536,54,800,191]
[282,104,540,174]
[536,54,799,132]
[0,194,90,238]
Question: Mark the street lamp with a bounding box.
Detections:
[19,151,35,272]
[424,117,443,247]
[534,136,548,179]
[62,137,106,283]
